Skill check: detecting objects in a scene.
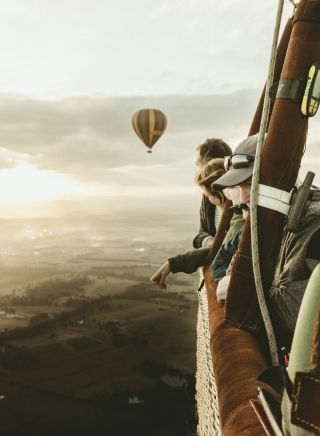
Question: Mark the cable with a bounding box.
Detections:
[250,0,285,366]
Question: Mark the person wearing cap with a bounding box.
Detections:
[193,138,232,249]
[210,186,248,302]
[150,159,244,289]
[211,133,320,346]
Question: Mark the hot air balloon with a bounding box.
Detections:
[132,109,167,153]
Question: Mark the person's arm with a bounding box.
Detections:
[169,247,210,274]
[193,195,216,248]
[150,261,171,289]
[150,247,210,289]
[201,235,214,248]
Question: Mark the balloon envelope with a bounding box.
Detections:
[132,109,167,151]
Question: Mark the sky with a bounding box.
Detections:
[0,0,319,217]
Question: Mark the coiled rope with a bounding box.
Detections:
[250,0,285,366]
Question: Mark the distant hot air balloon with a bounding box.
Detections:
[132,109,167,153]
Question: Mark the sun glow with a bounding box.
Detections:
[0,163,79,203]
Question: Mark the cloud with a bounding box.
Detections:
[0,90,318,192]
[0,147,24,169]
[149,2,173,19]
[0,90,259,178]
[0,1,296,99]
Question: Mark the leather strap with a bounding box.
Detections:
[291,371,320,434]
[269,78,305,103]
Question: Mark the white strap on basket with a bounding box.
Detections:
[257,184,293,215]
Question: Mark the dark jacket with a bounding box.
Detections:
[193,195,217,248]
[169,247,210,275]
[269,191,320,347]
[211,231,242,282]
[169,214,244,276]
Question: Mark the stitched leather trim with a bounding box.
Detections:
[291,372,320,433]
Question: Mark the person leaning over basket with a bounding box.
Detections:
[211,133,320,346]
[150,159,244,289]
[193,138,232,249]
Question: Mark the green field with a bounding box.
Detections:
[0,280,198,435]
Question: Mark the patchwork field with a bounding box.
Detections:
[0,211,200,435]
[0,288,198,435]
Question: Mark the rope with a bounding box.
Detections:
[250,0,285,366]
[196,275,221,435]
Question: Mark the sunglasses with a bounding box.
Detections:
[224,154,255,171]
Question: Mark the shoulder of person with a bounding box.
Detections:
[202,194,215,210]
[223,214,244,244]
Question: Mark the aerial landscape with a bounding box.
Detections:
[0,1,320,435]
[0,201,200,435]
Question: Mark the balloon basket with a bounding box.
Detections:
[147,150,152,153]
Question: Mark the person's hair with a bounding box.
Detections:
[195,158,226,204]
[196,138,232,165]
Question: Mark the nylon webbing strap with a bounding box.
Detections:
[257,184,293,215]
[269,78,305,102]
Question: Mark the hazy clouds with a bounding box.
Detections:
[0,87,319,197]
[0,0,294,98]
[0,90,260,187]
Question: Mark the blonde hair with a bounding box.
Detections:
[196,158,226,204]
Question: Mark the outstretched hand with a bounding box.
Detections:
[150,261,171,289]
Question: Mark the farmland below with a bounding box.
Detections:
[0,207,200,435]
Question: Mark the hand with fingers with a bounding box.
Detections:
[150,261,171,289]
